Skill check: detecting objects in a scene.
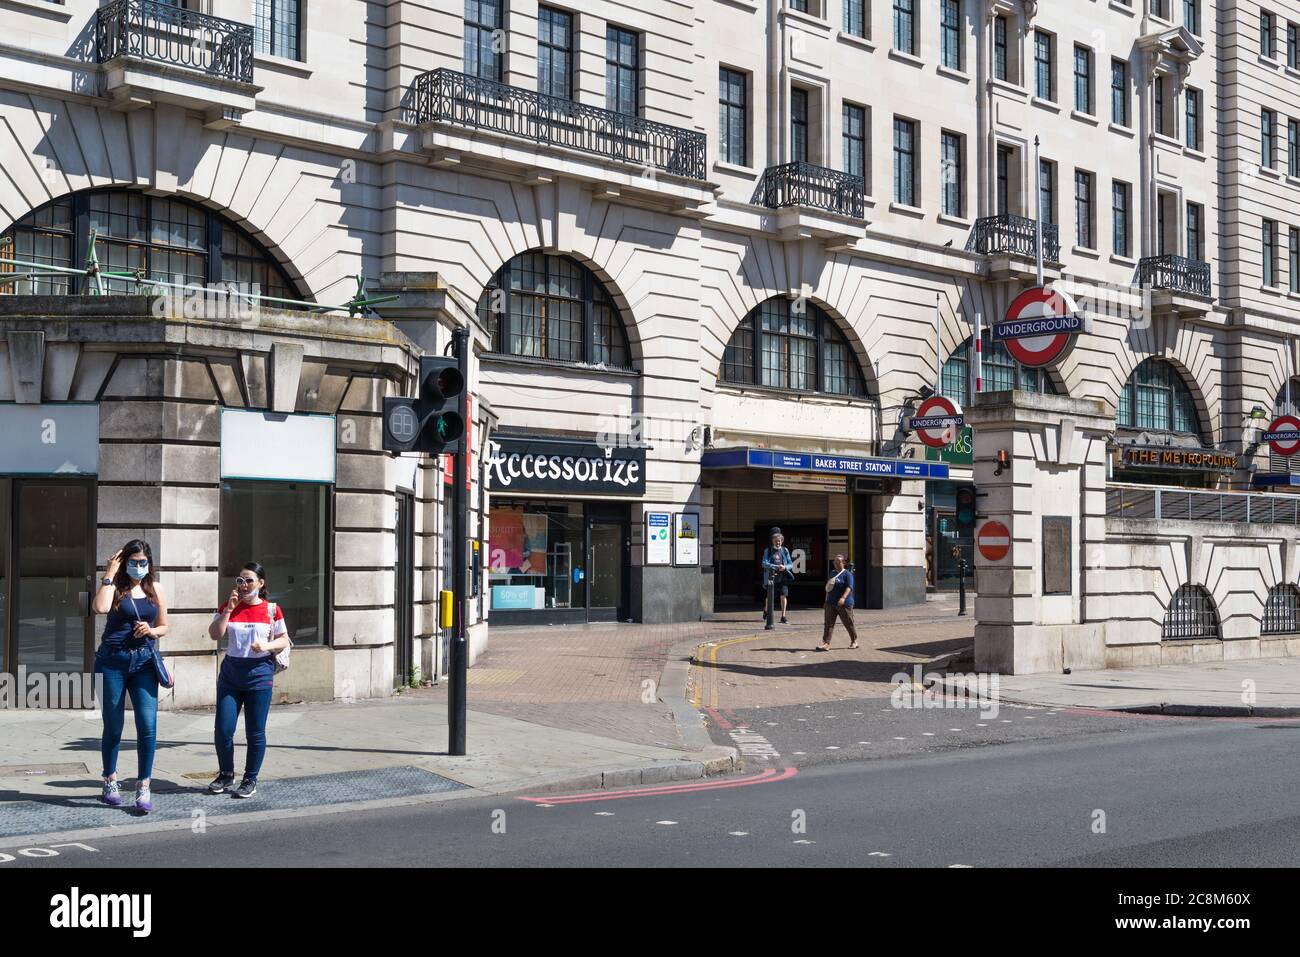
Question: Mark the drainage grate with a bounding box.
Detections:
[0,765,468,839]
[0,763,89,777]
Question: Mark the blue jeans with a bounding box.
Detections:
[95,646,159,780]
[215,658,275,781]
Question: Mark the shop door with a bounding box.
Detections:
[393,491,414,689]
[1,479,96,677]
[932,510,973,590]
[587,515,628,622]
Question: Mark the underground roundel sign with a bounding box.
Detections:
[913,395,965,449]
[1264,415,1300,457]
[994,286,1084,368]
[976,520,1012,562]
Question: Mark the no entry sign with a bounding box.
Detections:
[913,395,965,449]
[993,286,1083,368]
[976,520,1011,562]
[1264,415,1300,456]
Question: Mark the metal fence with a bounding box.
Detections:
[750,161,866,218]
[1137,254,1212,297]
[1162,583,1221,640]
[971,213,1061,262]
[1263,584,1300,635]
[95,0,255,83]
[1106,484,1300,526]
[407,68,708,181]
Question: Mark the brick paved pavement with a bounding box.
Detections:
[413,596,973,748]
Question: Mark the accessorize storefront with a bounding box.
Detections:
[486,433,644,624]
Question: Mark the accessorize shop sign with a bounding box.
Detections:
[487,437,646,495]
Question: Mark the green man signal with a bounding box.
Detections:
[383,357,465,454]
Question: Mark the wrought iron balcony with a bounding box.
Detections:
[1138,254,1211,298]
[971,213,1060,262]
[95,0,255,85]
[408,68,707,181]
[750,162,866,218]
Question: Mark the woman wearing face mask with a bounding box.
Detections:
[206,562,288,799]
[91,539,169,813]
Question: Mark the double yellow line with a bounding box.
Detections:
[689,632,771,711]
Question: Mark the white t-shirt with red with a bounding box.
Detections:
[214,600,287,658]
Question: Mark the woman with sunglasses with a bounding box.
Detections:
[206,562,288,799]
[91,539,169,814]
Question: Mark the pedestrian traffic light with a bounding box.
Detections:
[382,357,465,454]
[955,485,977,531]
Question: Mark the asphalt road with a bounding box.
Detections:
[8,712,1300,868]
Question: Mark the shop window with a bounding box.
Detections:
[1162,583,1220,640]
[220,480,331,647]
[940,333,1059,406]
[1263,583,1300,635]
[1115,358,1202,437]
[0,189,300,300]
[721,298,868,397]
[487,501,585,611]
[475,252,631,368]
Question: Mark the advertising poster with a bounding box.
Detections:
[646,511,672,565]
[674,512,699,566]
[488,507,548,575]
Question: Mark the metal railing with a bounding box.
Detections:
[1138,254,1212,298]
[407,68,708,181]
[95,0,255,84]
[1162,583,1220,640]
[971,213,1061,262]
[1106,483,1300,526]
[750,161,866,218]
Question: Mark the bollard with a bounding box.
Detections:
[958,558,968,616]
[765,576,776,630]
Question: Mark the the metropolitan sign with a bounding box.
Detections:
[1117,446,1239,473]
[487,436,646,495]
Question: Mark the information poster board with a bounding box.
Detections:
[646,511,672,565]
[674,512,700,566]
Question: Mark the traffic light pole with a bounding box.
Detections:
[449,326,470,756]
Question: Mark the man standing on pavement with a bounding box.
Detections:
[761,528,794,624]
[817,554,858,651]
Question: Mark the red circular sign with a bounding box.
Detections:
[914,395,963,449]
[1268,414,1300,456]
[1000,286,1080,368]
[976,521,1012,562]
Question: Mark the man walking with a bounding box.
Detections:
[817,554,858,651]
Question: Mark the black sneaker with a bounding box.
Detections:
[232,777,257,799]
[208,772,236,794]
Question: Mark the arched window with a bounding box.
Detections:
[941,333,1059,406]
[1263,583,1300,635]
[1116,358,1202,436]
[475,252,630,368]
[720,298,867,397]
[1162,584,1220,640]
[0,189,300,300]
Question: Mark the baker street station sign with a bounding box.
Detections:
[1118,446,1239,473]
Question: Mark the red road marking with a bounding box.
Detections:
[517,766,798,805]
[705,706,733,729]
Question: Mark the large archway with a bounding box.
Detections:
[0,188,305,301]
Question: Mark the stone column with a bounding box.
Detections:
[964,389,1114,674]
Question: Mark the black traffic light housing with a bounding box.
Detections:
[955,485,977,532]
[382,357,465,454]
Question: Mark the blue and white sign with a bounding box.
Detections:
[646,511,672,565]
[992,313,1086,340]
[700,447,950,481]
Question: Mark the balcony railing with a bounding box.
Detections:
[1106,484,1300,526]
[95,0,255,85]
[971,213,1060,262]
[750,162,866,218]
[408,68,708,181]
[1138,254,1211,298]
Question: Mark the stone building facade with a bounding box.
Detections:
[3,0,1300,687]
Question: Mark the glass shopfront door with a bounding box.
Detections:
[1,479,96,677]
[587,517,628,621]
